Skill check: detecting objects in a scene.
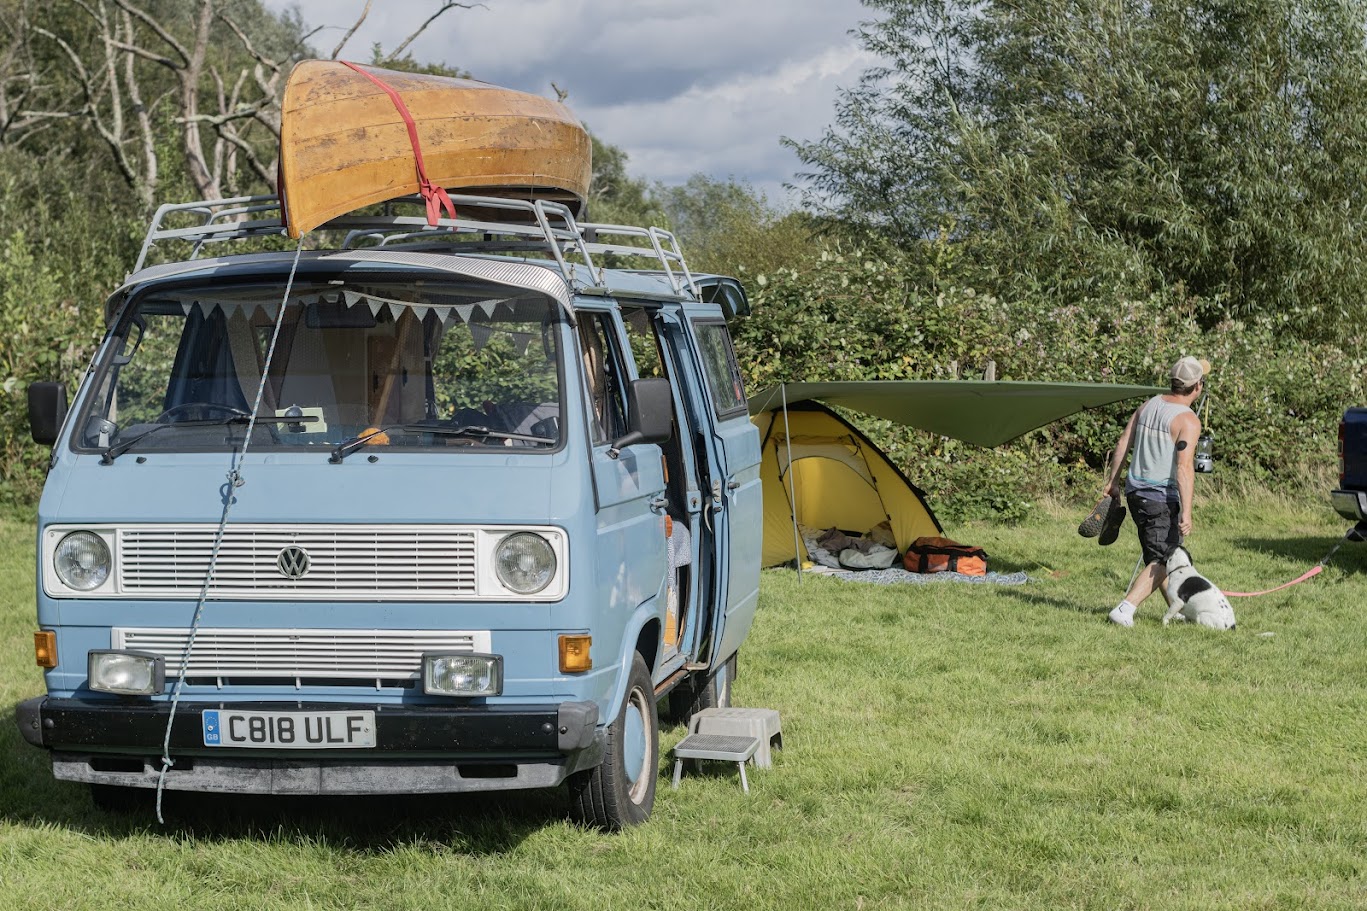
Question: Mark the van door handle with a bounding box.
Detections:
[726,479,740,490]
[649,495,669,514]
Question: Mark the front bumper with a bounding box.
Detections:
[1332,489,1367,523]
[16,696,602,795]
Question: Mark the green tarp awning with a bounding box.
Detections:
[747,381,1163,448]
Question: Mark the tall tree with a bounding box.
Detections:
[791,0,1367,336]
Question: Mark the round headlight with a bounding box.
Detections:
[494,532,556,594]
[54,531,111,591]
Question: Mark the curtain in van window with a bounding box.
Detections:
[578,314,627,442]
[164,309,250,413]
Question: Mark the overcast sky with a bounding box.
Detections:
[262,0,876,205]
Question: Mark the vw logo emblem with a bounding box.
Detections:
[276,545,311,580]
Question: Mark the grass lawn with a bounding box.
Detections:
[1,489,1365,910]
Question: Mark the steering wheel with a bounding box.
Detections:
[156,402,251,423]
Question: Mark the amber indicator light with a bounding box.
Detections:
[33,631,57,668]
[558,634,592,673]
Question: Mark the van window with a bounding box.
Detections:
[692,320,748,418]
[78,280,565,453]
[620,307,664,379]
[578,312,628,443]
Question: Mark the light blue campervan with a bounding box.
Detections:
[18,194,762,829]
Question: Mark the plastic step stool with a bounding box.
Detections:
[688,707,783,769]
[671,733,760,793]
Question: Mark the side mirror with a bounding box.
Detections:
[608,378,673,458]
[28,382,68,446]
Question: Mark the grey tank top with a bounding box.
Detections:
[1127,395,1192,493]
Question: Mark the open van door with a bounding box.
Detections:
[682,312,762,668]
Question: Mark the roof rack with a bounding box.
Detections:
[134,193,699,299]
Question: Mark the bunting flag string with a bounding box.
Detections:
[168,293,511,326]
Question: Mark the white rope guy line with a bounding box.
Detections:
[155,237,306,823]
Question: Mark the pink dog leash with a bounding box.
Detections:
[1221,525,1362,597]
[1223,564,1321,598]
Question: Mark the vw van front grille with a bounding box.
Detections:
[111,627,491,680]
[118,525,478,600]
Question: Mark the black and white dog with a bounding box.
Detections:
[1162,547,1237,630]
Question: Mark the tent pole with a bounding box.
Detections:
[781,383,802,584]
[1127,554,1144,590]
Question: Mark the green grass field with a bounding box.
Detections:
[2,489,1365,910]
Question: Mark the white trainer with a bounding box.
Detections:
[1108,603,1135,627]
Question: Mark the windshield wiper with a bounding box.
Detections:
[329,423,554,463]
[100,415,317,464]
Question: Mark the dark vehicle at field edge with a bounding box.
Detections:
[1333,407,1367,540]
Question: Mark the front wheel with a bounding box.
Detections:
[568,652,659,830]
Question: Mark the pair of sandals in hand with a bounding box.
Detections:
[1078,495,1126,545]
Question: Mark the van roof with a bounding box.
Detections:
[126,194,729,309]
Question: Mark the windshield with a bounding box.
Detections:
[77,277,564,454]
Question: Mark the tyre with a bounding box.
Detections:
[666,652,735,728]
[89,784,149,814]
[568,652,659,830]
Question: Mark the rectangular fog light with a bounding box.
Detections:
[88,650,165,696]
[423,653,502,697]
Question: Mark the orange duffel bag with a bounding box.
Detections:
[904,536,988,576]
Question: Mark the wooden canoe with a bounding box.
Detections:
[279,60,592,237]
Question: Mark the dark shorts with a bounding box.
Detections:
[1126,492,1181,566]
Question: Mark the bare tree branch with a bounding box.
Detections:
[178,0,219,199]
[382,2,483,64]
[119,6,157,205]
[330,0,372,60]
[177,101,273,128]
[215,122,275,188]
[105,39,177,70]
[32,24,144,198]
[217,11,276,72]
[110,0,192,67]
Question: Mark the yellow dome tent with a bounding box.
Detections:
[752,401,941,567]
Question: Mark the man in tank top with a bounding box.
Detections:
[1101,356,1208,627]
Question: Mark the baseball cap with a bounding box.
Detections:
[1171,356,1210,386]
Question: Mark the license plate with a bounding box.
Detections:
[202,710,375,749]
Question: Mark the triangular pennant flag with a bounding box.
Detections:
[260,301,279,321]
[410,305,430,322]
[478,299,499,318]
[454,304,475,323]
[387,301,402,321]
[368,298,383,317]
[182,302,193,316]
[470,323,493,351]
[343,290,363,309]
[512,331,533,357]
[431,306,452,324]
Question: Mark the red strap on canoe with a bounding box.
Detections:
[339,61,456,227]
[1223,564,1322,598]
